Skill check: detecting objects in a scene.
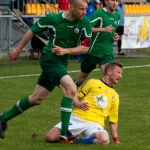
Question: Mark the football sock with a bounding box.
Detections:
[0,96,33,123]
[75,136,96,144]
[118,40,121,53]
[60,96,73,136]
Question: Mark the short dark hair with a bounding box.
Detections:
[104,61,123,74]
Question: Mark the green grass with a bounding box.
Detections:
[0,57,150,150]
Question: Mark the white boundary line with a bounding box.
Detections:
[0,64,150,80]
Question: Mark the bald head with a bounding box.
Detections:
[70,0,87,7]
[68,0,87,21]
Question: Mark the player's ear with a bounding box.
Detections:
[69,3,74,10]
[107,68,112,75]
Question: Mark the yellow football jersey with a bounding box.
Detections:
[72,79,119,127]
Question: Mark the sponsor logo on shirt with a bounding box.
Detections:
[95,94,108,108]
[74,28,80,34]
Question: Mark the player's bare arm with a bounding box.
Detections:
[8,29,34,63]
[92,25,113,33]
[52,45,89,56]
[109,122,120,143]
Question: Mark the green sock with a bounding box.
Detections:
[0,96,33,123]
[60,96,73,135]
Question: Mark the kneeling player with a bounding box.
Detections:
[45,62,122,145]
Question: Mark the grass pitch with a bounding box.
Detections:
[0,57,150,150]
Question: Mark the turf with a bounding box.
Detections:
[0,57,150,150]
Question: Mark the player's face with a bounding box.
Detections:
[109,66,122,84]
[70,0,87,20]
[105,0,118,12]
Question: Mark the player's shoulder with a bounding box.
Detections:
[92,8,103,16]
[114,10,120,18]
[82,15,91,24]
[46,12,63,22]
[95,8,104,13]
[81,78,98,87]
[87,78,100,84]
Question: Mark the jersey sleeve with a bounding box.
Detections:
[108,93,119,123]
[31,14,56,34]
[76,80,92,98]
[90,9,102,28]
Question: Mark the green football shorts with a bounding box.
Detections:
[81,53,114,73]
[37,53,68,91]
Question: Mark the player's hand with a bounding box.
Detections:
[114,33,119,42]
[115,141,120,144]
[8,50,20,63]
[52,45,68,56]
[78,102,89,111]
[103,25,113,32]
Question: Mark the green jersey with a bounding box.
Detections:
[31,12,92,65]
[89,8,120,57]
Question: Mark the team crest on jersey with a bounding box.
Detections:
[74,28,80,34]
[95,94,108,108]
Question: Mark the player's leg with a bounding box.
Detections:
[46,114,87,143]
[45,127,60,142]
[76,131,109,145]
[93,131,110,145]
[75,71,89,87]
[117,35,122,54]
[59,75,77,139]
[99,54,115,74]
[0,72,50,139]
[116,26,125,55]
[75,122,109,145]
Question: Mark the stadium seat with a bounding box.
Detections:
[125,4,150,15]
[25,3,59,15]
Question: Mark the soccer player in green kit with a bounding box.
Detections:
[75,0,120,87]
[0,0,92,140]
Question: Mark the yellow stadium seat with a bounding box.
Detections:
[131,4,137,14]
[36,4,42,15]
[135,4,139,15]
[139,4,144,14]
[25,3,32,15]
[31,4,37,15]
[147,5,150,14]
[128,4,132,15]
[25,3,59,15]
[125,4,129,15]
[45,4,58,14]
[41,4,46,15]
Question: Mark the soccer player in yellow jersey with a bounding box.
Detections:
[45,61,123,145]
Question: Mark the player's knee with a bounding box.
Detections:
[95,132,110,145]
[97,137,110,145]
[65,84,77,98]
[45,133,56,143]
[101,138,110,145]
[45,128,59,143]
[29,95,44,105]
